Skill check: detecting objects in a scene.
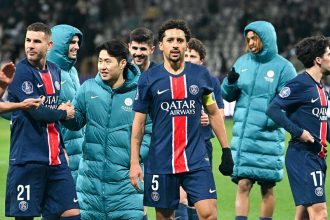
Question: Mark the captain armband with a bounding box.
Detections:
[203,92,216,106]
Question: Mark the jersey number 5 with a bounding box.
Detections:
[151,175,159,191]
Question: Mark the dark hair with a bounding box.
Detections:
[130,27,154,46]
[27,22,52,37]
[295,36,330,68]
[158,19,191,42]
[96,40,128,62]
[188,38,206,60]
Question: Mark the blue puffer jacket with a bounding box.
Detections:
[221,21,296,182]
[64,63,151,219]
[47,24,84,183]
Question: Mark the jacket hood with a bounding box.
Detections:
[95,62,141,93]
[244,21,278,62]
[47,24,83,71]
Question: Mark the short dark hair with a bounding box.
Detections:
[188,38,206,60]
[130,27,154,46]
[96,40,128,62]
[158,19,191,42]
[27,22,52,37]
[296,36,330,68]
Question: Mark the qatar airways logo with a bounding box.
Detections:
[161,100,196,116]
[312,107,327,121]
[43,95,59,109]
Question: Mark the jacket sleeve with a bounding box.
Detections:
[277,62,297,93]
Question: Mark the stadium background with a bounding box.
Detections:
[1,0,330,219]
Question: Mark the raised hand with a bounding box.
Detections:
[0,62,16,87]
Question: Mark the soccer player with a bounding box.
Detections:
[0,62,43,112]
[173,37,225,220]
[266,36,329,220]
[130,19,233,220]
[5,22,80,220]
[62,40,151,219]
[129,27,156,220]
[221,21,296,220]
[47,24,84,184]
[129,27,157,72]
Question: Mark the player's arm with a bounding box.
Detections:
[0,97,44,113]
[130,111,147,191]
[266,100,313,142]
[204,93,233,176]
[0,62,15,98]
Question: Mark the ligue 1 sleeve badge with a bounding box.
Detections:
[22,81,34,95]
[18,201,29,212]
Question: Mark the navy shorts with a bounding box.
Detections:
[5,162,79,217]
[144,166,216,209]
[286,145,327,206]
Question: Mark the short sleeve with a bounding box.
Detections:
[133,73,150,113]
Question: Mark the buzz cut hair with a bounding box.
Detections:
[27,22,52,37]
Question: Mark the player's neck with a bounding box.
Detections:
[139,60,150,73]
[164,60,184,75]
[108,74,125,89]
[306,67,322,83]
[29,58,47,70]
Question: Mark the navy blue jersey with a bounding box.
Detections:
[134,62,214,174]
[7,58,67,165]
[272,72,328,156]
[202,75,224,140]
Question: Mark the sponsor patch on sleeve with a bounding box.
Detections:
[279,87,291,98]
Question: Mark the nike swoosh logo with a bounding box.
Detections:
[73,198,78,203]
[157,89,169,95]
[61,80,66,85]
[311,97,319,103]
[37,83,43,88]
[91,96,99,99]
[209,189,216,193]
[241,69,248,72]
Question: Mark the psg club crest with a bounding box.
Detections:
[315,187,323,197]
[151,191,160,201]
[189,85,199,95]
[22,81,33,95]
[18,201,29,212]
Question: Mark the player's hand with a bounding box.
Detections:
[219,147,234,176]
[0,62,16,87]
[129,163,143,191]
[22,96,44,110]
[200,112,209,126]
[299,130,314,143]
[227,67,239,84]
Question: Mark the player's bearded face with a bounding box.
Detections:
[160,29,187,63]
[98,50,124,84]
[25,31,52,63]
[129,41,154,67]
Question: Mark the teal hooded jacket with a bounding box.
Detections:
[63,63,151,219]
[47,24,84,183]
[221,21,296,182]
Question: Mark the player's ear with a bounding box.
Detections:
[119,59,127,70]
[47,41,53,51]
[315,56,322,66]
[150,45,155,54]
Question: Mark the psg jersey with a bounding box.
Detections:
[273,72,328,155]
[134,62,214,174]
[8,58,67,165]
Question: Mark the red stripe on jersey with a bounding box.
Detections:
[172,116,188,173]
[170,75,187,99]
[47,123,61,165]
[317,86,327,158]
[40,72,55,95]
[170,75,188,173]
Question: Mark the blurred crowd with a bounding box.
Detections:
[1,0,330,81]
